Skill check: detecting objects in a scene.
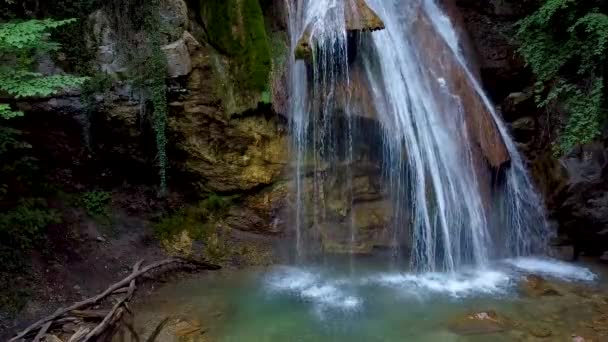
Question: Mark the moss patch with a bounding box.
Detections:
[199,0,271,92]
[155,194,237,263]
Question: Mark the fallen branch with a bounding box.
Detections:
[11,258,219,341]
[70,310,111,319]
[145,317,171,342]
[32,321,51,342]
[82,261,141,342]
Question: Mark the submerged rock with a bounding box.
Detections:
[528,325,552,338]
[448,310,507,335]
[519,275,561,298]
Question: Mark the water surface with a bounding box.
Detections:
[133,257,607,341]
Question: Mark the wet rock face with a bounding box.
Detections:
[292,117,396,254]
[554,144,608,255]
[452,0,536,101]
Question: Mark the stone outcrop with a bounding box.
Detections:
[295,0,385,60]
[162,37,193,77]
[345,0,385,32]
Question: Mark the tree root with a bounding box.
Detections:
[10,258,220,342]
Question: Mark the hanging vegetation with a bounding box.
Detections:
[517,0,608,154]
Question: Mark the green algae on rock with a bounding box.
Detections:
[198,0,272,92]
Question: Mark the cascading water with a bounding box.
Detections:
[286,0,552,272]
[132,2,603,340]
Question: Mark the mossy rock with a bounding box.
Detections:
[199,0,271,92]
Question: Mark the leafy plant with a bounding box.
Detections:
[516,0,607,154]
[80,190,112,218]
[0,19,87,114]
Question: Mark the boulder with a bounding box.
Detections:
[162,38,193,77]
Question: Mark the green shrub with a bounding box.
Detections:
[80,190,112,218]
[516,0,607,154]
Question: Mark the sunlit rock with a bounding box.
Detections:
[345,0,385,31]
[295,0,385,60]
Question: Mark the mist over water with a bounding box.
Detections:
[286,0,551,272]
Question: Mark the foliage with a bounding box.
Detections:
[516,0,608,154]
[145,0,169,196]
[0,18,85,196]
[80,190,112,218]
[0,199,61,253]
[0,18,81,313]
[0,19,87,117]
[0,18,76,50]
[0,198,60,313]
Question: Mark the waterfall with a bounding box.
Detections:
[286,0,551,271]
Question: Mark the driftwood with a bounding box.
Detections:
[11,258,220,342]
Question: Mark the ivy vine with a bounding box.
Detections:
[144,0,169,196]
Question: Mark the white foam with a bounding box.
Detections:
[504,257,597,282]
[264,259,598,311]
[365,269,512,298]
[265,266,362,311]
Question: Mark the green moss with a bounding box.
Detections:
[200,0,271,92]
[154,194,234,241]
